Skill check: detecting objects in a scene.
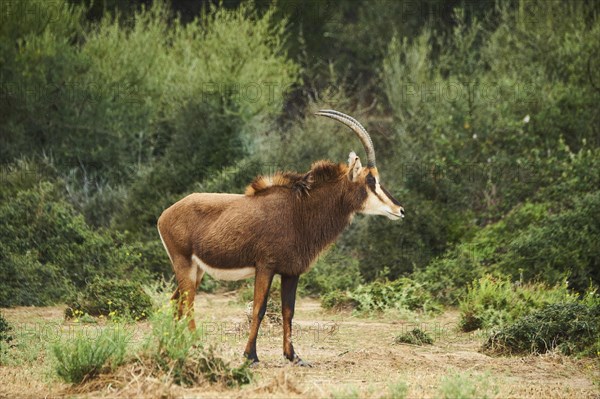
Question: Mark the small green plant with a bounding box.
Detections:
[52,326,129,384]
[0,316,50,366]
[79,312,98,324]
[331,384,361,399]
[0,313,14,364]
[142,278,177,308]
[459,274,577,332]
[185,345,253,387]
[483,302,600,357]
[384,381,409,399]
[144,299,253,387]
[438,372,498,399]
[394,328,434,345]
[65,277,153,321]
[147,300,199,370]
[0,313,13,344]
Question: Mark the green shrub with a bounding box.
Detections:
[321,290,357,311]
[420,177,600,306]
[483,302,600,357]
[394,328,433,346]
[0,313,14,363]
[65,277,153,321]
[0,245,71,307]
[300,246,363,296]
[379,1,600,295]
[459,275,578,332]
[0,313,12,344]
[322,278,441,313]
[144,300,252,387]
[0,178,141,306]
[52,326,129,384]
[112,3,299,239]
[349,278,441,313]
[413,249,485,306]
[494,190,600,292]
[146,301,199,371]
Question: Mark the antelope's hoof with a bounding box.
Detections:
[248,360,260,368]
[243,352,259,366]
[289,355,312,367]
[294,358,312,367]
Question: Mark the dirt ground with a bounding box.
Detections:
[1,294,598,398]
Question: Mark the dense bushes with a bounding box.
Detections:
[377,1,600,282]
[458,275,577,332]
[322,278,440,314]
[2,0,298,236]
[483,302,600,357]
[65,277,153,321]
[415,147,600,306]
[113,3,299,238]
[0,0,298,305]
[0,170,144,306]
[299,246,362,296]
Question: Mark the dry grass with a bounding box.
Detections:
[1,294,599,398]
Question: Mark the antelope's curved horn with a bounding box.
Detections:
[315,109,376,168]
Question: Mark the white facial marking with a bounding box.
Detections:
[191,255,255,281]
[361,179,403,220]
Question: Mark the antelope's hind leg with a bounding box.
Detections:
[171,255,201,330]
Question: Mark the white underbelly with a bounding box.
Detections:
[191,255,255,281]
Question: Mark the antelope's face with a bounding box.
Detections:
[348,152,405,220]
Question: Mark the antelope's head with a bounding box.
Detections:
[316,110,405,220]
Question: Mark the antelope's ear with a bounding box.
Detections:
[348,151,362,182]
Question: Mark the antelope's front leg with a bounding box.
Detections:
[281,274,311,366]
[243,269,274,364]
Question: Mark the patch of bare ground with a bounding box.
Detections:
[1,295,598,398]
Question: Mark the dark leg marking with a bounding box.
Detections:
[281,274,311,367]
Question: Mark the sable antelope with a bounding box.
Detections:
[157,110,404,365]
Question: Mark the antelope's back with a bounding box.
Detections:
[159,191,294,267]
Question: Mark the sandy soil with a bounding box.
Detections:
[1,294,598,398]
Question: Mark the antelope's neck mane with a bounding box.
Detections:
[244,161,348,197]
[245,161,366,269]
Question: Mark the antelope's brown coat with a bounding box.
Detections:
[158,161,367,277]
